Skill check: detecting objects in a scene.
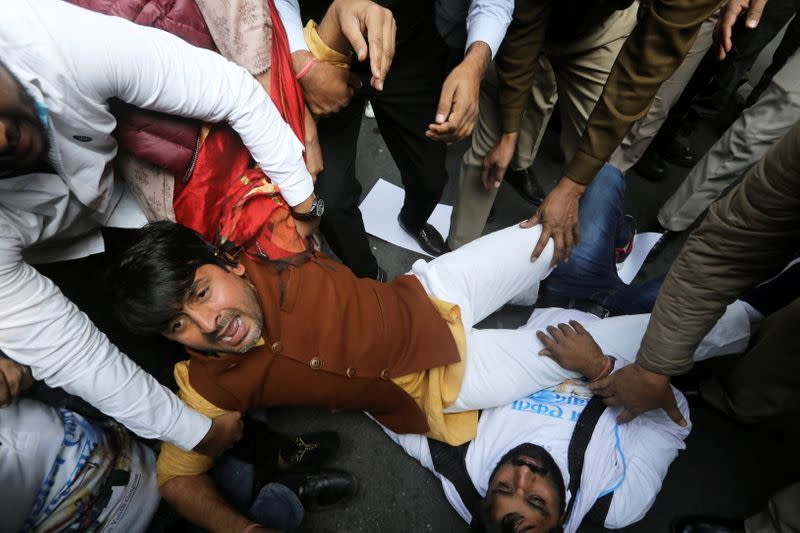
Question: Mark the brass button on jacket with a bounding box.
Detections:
[309,357,321,369]
[271,341,283,353]
[346,367,356,378]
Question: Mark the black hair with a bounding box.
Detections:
[470,443,566,533]
[107,221,230,336]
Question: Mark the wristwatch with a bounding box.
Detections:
[292,196,325,221]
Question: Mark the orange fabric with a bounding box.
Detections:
[173,0,307,260]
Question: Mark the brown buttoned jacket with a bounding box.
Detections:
[188,253,461,434]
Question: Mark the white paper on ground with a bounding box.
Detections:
[616,232,662,284]
[360,179,451,257]
[360,178,662,281]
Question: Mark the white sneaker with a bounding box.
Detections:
[364,101,375,119]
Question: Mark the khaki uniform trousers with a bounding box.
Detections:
[608,13,718,172]
[657,49,800,231]
[447,4,638,249]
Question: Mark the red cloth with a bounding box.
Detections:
[174,0,308,260]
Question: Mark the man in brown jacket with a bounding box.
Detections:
[590,120,800,532]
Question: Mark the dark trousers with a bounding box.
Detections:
[314,5,449,278]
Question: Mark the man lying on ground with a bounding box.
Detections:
[383,293,760,532]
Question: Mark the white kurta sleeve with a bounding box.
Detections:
[0,220,211,450]
[465,0,513,58]
[274,0,310,53]
[44,0,313,207]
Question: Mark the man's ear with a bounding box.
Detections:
[229,262,246,277]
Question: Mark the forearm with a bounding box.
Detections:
[161,474,255,533]
[565,0,722,184]
[638,120,800,375]
[496,0,552,134]
[0,243,210,449]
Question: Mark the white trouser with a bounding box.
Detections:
[410,222,753,411]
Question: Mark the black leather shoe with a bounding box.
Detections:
[275,469,357,511]
[660,136,697,168]
[505,167,545,206]
[632,149,667,182]
[279,431,340,471]
[398,215,450,256]
[671,515,744,533]
[647,229,677,259]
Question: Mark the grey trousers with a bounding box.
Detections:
[657,49,800,232]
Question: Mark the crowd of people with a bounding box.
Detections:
[1,0,798,531]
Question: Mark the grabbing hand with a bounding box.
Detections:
[714,0,768,60]
[295,51,361,116]
[536,321,608,380]
[426,42,491,143]
[481,133,518,191]
[589,363,687,426]
[520,176,585,266]
[193,411,244,456]
[0,359,33,407]
[332,0,396,90]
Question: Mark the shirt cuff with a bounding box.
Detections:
[164,406,212,451]
[304,20,351,67]
[564,149,606,185]
[465,32,502,60]
[276,164,315,207]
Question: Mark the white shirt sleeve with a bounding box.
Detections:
[50,0,313,206]
[0,220,211,450]
[465,0,513,58]
[274,0,310,53]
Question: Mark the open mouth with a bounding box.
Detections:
[218,315,247,346]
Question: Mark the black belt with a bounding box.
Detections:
[538,296,612,319]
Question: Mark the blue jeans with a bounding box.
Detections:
[540,164,662,315]
[212,455,304,532]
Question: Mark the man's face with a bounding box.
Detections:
[485,443,564,533]
[0,62,47,177]
[163,263,264,354]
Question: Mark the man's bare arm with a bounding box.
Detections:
[161,474,279,533]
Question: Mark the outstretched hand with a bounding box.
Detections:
[714,0,768,60]
[520,176,585,266]
[426,42,491,143]
[589,363,687,426]
[332,0,395,90]
[536,320,607,380]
